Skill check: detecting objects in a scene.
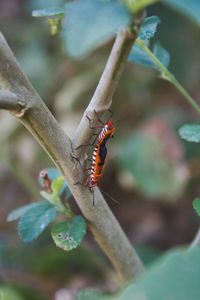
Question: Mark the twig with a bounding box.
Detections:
[0,25,144,283]
[73,11,145,153]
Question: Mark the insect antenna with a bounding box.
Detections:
[100,188,119,205]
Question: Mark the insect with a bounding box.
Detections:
[78,110,116,204]
[86,121,115,187]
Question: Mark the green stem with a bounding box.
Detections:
[136,39,200,115]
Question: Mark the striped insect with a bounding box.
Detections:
[86,120,115,188]
[79,111,116,204]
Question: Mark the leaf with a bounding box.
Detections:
[7,202,43,222]
[162,0,200,26]
[38,168,71,198]
[119,134,185,198]
[153,42,170,68]
[0,286,24,300]
[51,216,86,251]
[139,16,161,41]
[51,176,66,196]
[63,0,131,58]
[129,40,170,71]
[179,124,200,143]
[18,201,58,243]
[193,198,200,217]
[76,290,103,300]
[116,248,200,300]
[32,7,65,17]
[128,42,155,68]
[124,0,159,13]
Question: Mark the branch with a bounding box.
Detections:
[0,28,143,283]
[73,12,145,151]
[0,90,25,115]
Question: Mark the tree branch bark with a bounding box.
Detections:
[0,22,144,283]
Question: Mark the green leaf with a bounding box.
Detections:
[32,7,65,17]
[7,202,43,222]
[129,42,155,67]
[153,42,170,68]
[18,201,58,243]
[162,0,200,26]
[116,248,200,300]
[76,290,103,300]
[120,134,185,198]
[193,198,200,217]
[180,123,200,141]
[38,168,71,198]
[129,40,170,70]
[51,216,86,251]
[63,0,131,58]
[124,0,159,13]
[139,16,161,40]
[0,286,24,300]
[179,124,200,143]
[51,176,66,196]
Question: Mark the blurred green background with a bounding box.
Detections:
[0,0,200,299]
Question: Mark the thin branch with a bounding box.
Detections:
[189,227,200,249]
[73,12,145,152]
[0,27,144,283]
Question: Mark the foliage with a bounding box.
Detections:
[63,0,131,58]
[51,216,87,251]
[115,247,200,300]
[124,0,159,13]
[18,201,58,243]
[7,168,86,250]
[193,198,200,217]
[76,248,200,299]
[179,124,200,143]
[119,133,185,198]
[0,286,24,300]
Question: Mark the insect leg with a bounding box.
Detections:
[94,109,105,125]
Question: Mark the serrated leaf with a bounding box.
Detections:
[116,248,200,300]
[63,0,131,58]
[139,16,161,40]
[32,7,65,17]
[18,201,58,243]
[179,124,200,143]
[51,216,86,251]
[193,198,200,217]
[7,201,43,222]
[162,0,200,26]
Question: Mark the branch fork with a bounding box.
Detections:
[0,13,144,283]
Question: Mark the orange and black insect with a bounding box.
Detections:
[74,110,116,204]
[82,111,115,204]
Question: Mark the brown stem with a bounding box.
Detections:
[0,25,144,283]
